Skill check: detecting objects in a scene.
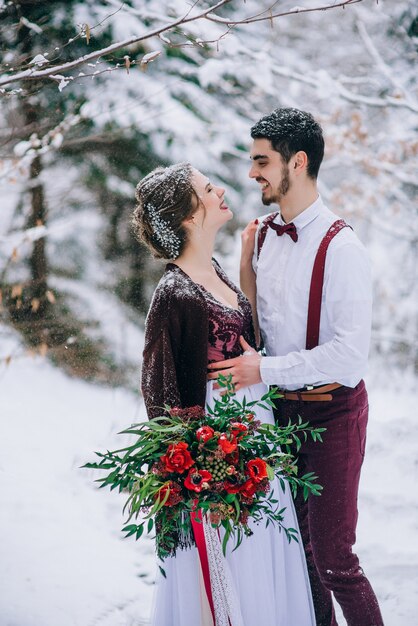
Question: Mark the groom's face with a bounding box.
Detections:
[249,139,291,206]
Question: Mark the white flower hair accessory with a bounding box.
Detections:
[146,203,181,259]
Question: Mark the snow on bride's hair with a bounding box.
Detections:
[132,162,199,260]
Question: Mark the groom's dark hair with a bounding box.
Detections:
[250,108,324,179]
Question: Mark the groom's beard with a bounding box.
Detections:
[262,165,291,206]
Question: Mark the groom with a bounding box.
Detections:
[208,108,384,626]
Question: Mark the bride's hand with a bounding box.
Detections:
[240,219,259,264]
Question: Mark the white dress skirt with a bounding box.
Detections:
[151,381,316,626]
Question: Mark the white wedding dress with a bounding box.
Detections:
[151,381,316,626]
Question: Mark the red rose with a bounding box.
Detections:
[240,478,258,499]
[218,433,237,454]
[156,481,182,506]
[161,442,194,474]
[184,468,212,493]
[231,422,248,439]
[246,458,268,483]
[196,426,215,442]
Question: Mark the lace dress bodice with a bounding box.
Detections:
[194,276,254,364]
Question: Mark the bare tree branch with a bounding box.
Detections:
[269,64,418,113]
[356,17,418,111]
[0,0,367,89]
[206,0,365,25]
[101,0,171,22]
[0,0,231,88]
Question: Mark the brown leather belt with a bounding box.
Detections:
[279,383,342,402]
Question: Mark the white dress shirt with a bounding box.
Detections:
[252,196,372,390]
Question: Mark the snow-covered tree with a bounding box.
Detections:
[1,0,417,381]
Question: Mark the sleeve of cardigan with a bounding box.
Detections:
[141,292,181,420]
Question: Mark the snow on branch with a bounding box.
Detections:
[268,64,418,113]
[0,113,81,182]
[206,0,365,25]
[0,225,49,284]
[0,0,366,90]
[0,0,231,88]
[356,18,418,112]
[101,0,169,22]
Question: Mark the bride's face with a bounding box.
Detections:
[189,169,232,232]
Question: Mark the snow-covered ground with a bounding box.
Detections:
[0,325,154,626]
[0,323,417,626]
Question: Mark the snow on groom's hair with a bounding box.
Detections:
[250,108,324,179]
[132,162,199,260]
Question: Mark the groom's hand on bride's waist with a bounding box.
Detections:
[207,336,262,391]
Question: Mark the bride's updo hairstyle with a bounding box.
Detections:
[132,162,199,260]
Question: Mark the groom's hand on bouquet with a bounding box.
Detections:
[207,336,262,392]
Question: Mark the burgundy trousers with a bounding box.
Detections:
[274,381,384,626]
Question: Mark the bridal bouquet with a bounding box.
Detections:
[84,376,324,565]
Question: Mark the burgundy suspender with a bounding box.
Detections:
[305,219,351,350]
[257,212,279,260]
[257,214,351,350]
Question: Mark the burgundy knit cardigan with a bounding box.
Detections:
[141,261,255,419]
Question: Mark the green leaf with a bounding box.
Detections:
[266,463,274,480]
[221,520,232,556]
[122,524,138,537]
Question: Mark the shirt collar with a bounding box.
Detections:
[276,195,323,231]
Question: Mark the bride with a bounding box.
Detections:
[133,162,315,626]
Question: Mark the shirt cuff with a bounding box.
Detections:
[260,356,286,386]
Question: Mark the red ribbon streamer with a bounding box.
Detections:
[190,509,216,622]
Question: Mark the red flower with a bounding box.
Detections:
[239,509,250,524]
[156,481,183,506]
[184,469,212,493]
[246,458,268,483]
[161,442,194,474]
[240,478,258,499]
[169,406,205,420]
[196,426,215,442]
[224,477,242,494]
[231,422,248,439]
[226,449,239,465]
[150,460,169,477]
[209,509,221,525]
[218,433,237,454]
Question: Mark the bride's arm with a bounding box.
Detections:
[141,290,181,419]
[240,219,260,348]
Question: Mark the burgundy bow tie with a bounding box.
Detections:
[268,221,298,242]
